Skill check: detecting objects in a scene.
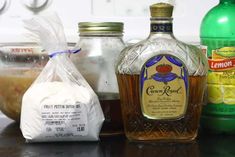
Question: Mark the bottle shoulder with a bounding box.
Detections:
[200,4,235,38]
[116,38,208,76]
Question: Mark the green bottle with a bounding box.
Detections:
[200,0,235,134]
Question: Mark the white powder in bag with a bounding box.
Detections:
[20,81,104,142]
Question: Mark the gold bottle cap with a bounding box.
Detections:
[150,3,173,18]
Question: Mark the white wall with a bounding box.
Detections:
[0,0,218,43]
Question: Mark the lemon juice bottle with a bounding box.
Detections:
[200,0,235,133]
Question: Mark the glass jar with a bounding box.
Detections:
[116,3,208,141]
[0,42,49,121]
[71,22,125,136]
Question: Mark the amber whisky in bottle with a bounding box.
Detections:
[116,3,208,141]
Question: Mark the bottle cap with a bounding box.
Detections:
[150,3,173,18]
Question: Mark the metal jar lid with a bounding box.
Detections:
[78,22,124,34]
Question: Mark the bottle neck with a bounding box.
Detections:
[220,0,235,4]
[149,18,174,39]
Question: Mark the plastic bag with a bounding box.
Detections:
[20,13,104,142]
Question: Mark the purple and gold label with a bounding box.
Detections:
[140,55,189,120]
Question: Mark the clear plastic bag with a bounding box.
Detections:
[20,13,104,142]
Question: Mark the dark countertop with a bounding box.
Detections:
[0,117,235,157]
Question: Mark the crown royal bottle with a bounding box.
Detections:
[116,3,208,141]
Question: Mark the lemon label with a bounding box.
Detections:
[207,47,235,107]
[209,47,235,71]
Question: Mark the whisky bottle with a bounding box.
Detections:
[116,3,208,141]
